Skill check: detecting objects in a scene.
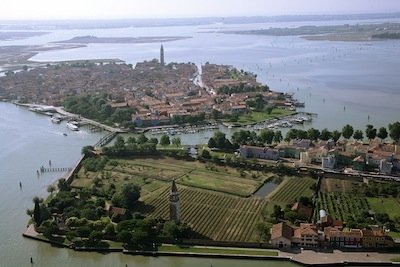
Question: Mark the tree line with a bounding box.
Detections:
[64,93,135,129]
[207,122,400,150]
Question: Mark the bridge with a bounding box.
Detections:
[94,132,118,148]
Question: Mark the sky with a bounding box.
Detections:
[1,0,399,20]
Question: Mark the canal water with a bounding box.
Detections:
[0,101,299,266]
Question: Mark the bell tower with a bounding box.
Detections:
[169,180,180,222]
[160,44,165,65]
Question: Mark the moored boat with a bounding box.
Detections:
[66,122,79,131]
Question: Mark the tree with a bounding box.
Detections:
[320,128,332,141]
[121,184,141,209]
[342,124,354,139]
[47,185,56,195]
[137,133,148,144]
[117,230,132,244]
[273,131,283,144]
[255,222,270,242]
[285,129,298,142]
[127,136,136,145]
[307,128,320,141]
[353,130,364,141]
[201,149,211,159]
[148,137,158,145]
[377,127,388,141]
[81,145,95,157]
[33,197,42,226]
[332,130,342,142]
[114,136,126,151]
[171,137,181,147]
[264,105,274,114]
[159,134,170,146]
[272,205,284,221]
[296,130,308,140]
[388,122,400,144]
[365,124,377,140]
[258,129,274,144]
[207,137,216,148]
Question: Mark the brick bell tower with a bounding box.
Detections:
[169,180,180,222]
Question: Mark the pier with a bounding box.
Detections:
[40,166,72,173]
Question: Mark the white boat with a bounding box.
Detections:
[51,117,61,123]
[66,122,79,131]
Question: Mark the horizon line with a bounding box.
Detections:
[1,11,400,22]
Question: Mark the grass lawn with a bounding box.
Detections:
[179,170,259,196]
[387,231,400,241]
[391,257,400,262]
[158,245,278,256]
[237,109,294,125]
[367,197,400,220]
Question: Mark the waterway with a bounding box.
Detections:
[0,101,300,266]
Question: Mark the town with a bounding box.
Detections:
[0,45,301,129]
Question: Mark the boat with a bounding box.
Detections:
[51,117,61,123]
[63,133,67,136]
[66,122,79,131]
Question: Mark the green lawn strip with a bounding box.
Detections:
[387,231,400,240]
[367,197,400,220]
[179,172,256,196]
[158,245,278,256]
[391,257,400,262]
[237,109,294,125]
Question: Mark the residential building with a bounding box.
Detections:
[325,227,363,248]
[239,145,280,160]
[322,154,336,170]
[270,222,293,248]
[292,223,319,247]
[362,227,395,248]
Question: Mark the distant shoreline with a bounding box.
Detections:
[223,22,400,42]
[52,35,191,44]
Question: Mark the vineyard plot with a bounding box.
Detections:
[140,186,267,242]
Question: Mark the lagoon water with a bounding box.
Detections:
[1,17,400,266]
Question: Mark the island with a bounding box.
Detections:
[3,46,398,264]
[53,35,191,44]
[224,22,400,42]
[0,46,301,130]
[22,122,400,264]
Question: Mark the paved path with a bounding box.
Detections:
[280,249,399,265]
[23,224,39,238]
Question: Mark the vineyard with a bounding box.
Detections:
[140,185,267,242]
[320,177,363,193]
[268,176,316,206]
[313,192,370,222]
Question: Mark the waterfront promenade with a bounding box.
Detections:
[22,225,400,266]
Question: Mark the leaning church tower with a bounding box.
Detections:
[169,180,180,222]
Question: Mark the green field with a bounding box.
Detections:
[158,245,278,256]
[237,109,294,125]
[72,157,272,197]
[368,197,400,220]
